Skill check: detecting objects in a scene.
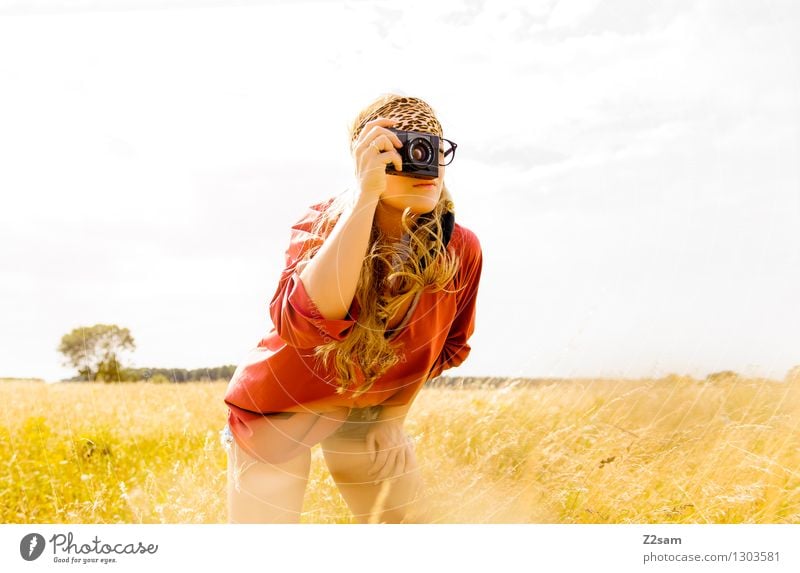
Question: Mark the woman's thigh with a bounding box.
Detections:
[221,424,311,524]
[320,410,426,523]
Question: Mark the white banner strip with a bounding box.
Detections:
[1,524,798,572]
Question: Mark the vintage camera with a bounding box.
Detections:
[385,128,440,180]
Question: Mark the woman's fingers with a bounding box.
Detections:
[359,133,402,173]
[371,438,412,483]
[369,444,389,478]
[359,122,403,149]
[364,422,415,483]
[353,117,404,197]
[396,447,406,479]
[382,149,403,173]
[370,134,389,152]
[358,132,402,171]
[355,122,398,156]
[366,432,377,464]
[374,448,398,483]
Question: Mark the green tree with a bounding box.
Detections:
[57,324,136,382]
[149,373,171,384]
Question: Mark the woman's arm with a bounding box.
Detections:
[298,117,402,320]
[297,192,379,320]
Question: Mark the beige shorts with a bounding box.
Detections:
[220,405,393,492]
[219,405,384,459]
[328,405,384,441]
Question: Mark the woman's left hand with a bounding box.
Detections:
[365,419,414,484]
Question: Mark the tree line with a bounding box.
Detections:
[58,323,235,383]
[61,365,236,383]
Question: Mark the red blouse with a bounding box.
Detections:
[223,197,482,428]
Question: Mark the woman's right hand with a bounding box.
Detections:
[353,117,404,200]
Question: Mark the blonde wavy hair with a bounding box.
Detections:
[299,94,460,397]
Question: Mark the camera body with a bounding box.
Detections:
[385,127,440,180]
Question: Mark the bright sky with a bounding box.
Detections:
[1,0,798,382]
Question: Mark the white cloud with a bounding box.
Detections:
[546,0,603,29]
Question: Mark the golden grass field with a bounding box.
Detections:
[1,374,798,524]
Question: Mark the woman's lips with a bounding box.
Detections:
[413,183,436,188]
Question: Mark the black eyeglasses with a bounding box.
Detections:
[438,138,458,167]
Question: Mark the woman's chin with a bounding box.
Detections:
[380,187,441,215]
[403,192,441,214]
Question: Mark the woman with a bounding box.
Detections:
[221,94,483,524]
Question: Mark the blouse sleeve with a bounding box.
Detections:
[268,202,359,348]
[427,226,483,380]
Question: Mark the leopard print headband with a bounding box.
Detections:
[351,96,443,147]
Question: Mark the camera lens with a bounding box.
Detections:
[407,138,433,165]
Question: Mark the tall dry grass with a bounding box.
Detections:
[1,374,798,523]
